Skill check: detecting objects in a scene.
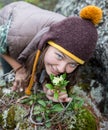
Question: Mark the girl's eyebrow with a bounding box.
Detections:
[63,52,79,64]
[56,50,65,57]
[57,49,79,64]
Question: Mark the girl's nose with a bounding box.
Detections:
[57,62,67,73]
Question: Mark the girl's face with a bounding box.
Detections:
[44,46,79,76]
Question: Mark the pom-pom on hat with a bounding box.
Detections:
[25,5,102,95]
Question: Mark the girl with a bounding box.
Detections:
[0,1,102,102]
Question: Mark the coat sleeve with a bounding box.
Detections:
[0,1,65,64]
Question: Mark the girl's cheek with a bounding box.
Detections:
[66,67,76,73]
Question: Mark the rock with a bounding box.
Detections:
[55,0,108,116]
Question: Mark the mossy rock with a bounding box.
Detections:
[73,107,98,130]
[2,106,16,129]
[1,105,35,129]
[0,113,3,125]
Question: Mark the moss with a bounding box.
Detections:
[6,106,16,129]
[78,81,91,92]
[14,105,28,122]
[0,103,36,129]
[0,106,16,129]
[0,113,3,125]
[73,108,97,130]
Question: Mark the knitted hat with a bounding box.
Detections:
[38,5,102,64]
[25,5,102,95]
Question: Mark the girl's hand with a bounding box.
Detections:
[12,67,29,92]
[43,84,72,102]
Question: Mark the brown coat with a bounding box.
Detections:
[0,1,65,63]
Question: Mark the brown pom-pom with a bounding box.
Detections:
[80,5,103,25]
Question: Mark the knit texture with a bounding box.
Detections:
[39,17,97,62]
[38,5,102,63]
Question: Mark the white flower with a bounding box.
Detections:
[2,110,8,127]
[52,76,63,85]
[2,88,12,94]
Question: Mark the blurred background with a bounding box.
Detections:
[0,0,58,10]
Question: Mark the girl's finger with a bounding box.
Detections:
[47,89,54,96]
[12,80,18,91]
[59,97,72,102]
[59,94,68,99]
[12,79,22,91]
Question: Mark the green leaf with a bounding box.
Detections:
[36,116,43,122]
[52,104,64,112]
[54,91,59,100]
[29,100,33,105]
[45,121,51,128]
[34,106,41,111]
[38,100,46,107]
[61,89,66,93]
[50,74,54,81]
[34,110,40,115]
[45,84,54,90]
[46,110,50,114]
[20,98,30,104]
[77,100,84,108]
[61,73,66,79]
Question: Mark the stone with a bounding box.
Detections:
[55,0,108,116]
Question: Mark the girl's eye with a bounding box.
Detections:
[56,53,63,60]
[69,63,78,68]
